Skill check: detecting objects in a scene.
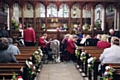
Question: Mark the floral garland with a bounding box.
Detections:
[33,49,43,67]
[87,57,96,70]
[26,60,36,79]
[101,66,113,80]
[80,52,86,64]
[75,49,80,58]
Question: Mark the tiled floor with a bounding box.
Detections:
[36,62,84,80]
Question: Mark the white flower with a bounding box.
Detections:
[40,52,43,56]
[80,57,83,60]
[104,71,108,76]
[81,52,86,56]
[105,66,111,70]
[88,64,91,67]
[34,51,39,54]
[33,66,36,70]
[88,57,94,63]
[75,50,77,54]
[29,61,33,65]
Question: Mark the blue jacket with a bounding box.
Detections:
[0,50,18,63]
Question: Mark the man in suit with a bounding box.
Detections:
[108,29,120,42]
[109,29,119,37]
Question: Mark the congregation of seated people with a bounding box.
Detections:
[1,28,120,64]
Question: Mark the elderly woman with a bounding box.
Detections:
[0,38,18,63]
[99,37,120,63]
[66,35,78,62]
[97,34,111,49]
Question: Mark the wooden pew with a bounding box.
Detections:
[86,49,103,80]
[0,63,26,79]
[18,46,38,51]
[79,47,103,77]
[80,48,103,80]
[78,47,98,75]
[85,49,104,59]
[100,63,120,80]
[0,47,38,80]
[79,46,99,51]
[20,51,34,55]
[81,47,120,80]
[15,55,32,63]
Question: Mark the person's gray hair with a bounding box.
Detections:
[0,38,9,50]
[111,37,120,45]
[7,38,13,44]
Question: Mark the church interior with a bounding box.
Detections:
[0,0,120,80]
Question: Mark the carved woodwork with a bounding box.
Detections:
[0,0,120,40]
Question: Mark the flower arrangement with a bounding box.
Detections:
[12,17,20,30]
[80,52,86,64]
[82,23,90,31]
[87,57,96,70]
[101,65,113,80]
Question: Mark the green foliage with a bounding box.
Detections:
[95,21,99,28]
[12,18,20,30]
[102,66,113,80]
[12,72,17,80]
[88,59,96,70]
[80,52,86,64]
[85,24,89,30]
[75,50,80,58]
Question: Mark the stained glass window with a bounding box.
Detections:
[40,3,45,17]
[58,4,69,17]
[47,3,57,17]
